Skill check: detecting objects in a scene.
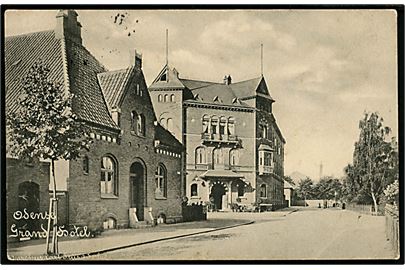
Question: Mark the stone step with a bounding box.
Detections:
[132,221,154,229]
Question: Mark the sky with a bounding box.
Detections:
[5,9,398,180]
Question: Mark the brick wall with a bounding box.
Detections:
[67,70,182,229]
[6,158,50,235]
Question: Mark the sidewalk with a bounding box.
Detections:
[7,215,254,261]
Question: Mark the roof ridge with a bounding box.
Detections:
[5,29,54,39]
[230,76,263,85]
[179,78,220,85]
[98,66,134,76]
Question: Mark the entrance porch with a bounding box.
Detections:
[199,170,250,211]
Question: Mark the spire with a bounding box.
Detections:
[319,161,323,181]
[165,29,169,67]
[260,43,263,77]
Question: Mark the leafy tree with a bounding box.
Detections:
[384,180,399,206]
[7,61,92,254]
[343,112,397,213]
[296,177,314,201]
[312,176,343,200]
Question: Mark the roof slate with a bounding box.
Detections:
[65,40,118,130]
[5,30,119,131]
[98,66,136,109]
[5,30,65,114]
[98,65,184,149]
[155,123,183,150]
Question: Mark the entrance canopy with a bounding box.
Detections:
[199,170,244,180]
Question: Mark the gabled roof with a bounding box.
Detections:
[65,40,118,130]
[190,83,242,106]
[5,30,65,114]
[180,78,219,90]
[98,65,184,150]
[284,180,296,189]
[180,77,270,107]
[230,77,271,100]
[98,66,136,109]
[155,123,183,150]
[149,64,185,90]
[5,30,119,131]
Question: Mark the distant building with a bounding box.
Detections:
[149,64,286,211]
[283,180,296,207]
[5,10,184,234]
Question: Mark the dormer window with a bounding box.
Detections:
[160,73,167,81]
[213,96,221,103]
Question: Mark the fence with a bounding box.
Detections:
[345,203,385,216]
[385,204,399,256]
[182,205,207,222]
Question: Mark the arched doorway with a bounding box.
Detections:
[130,162,145,221]
[210,182,226,211]
[18,181,40,232]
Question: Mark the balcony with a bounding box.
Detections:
[259,165,274,175]
[201,133,242,146]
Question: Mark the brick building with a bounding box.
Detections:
[149,64,286,211]
[5,10,184,233]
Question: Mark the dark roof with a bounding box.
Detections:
[5,30,65,114]
[180,78,219,90]
[179,77,267,107]
[98,66,136,109]
[155,123,183,150]
[230,77,265,99]
[5,30,119,131]
[98,65,184,150]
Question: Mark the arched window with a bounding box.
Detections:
[164,94,168,102]
[238,184,244,197]
[82,155,89,174]
[160,117,166,128]
[167,118,173,133]
[219,116,227,137]
[211,116,219,135]
[202,115,210,133]
[103,217,116,230]
[213,148,223,168]
[263,124,268,139]
[195,147,206,164]
[101,156,118,196]
[131,111,137,132]
[228,117,235,135]
[260,184,267,198]
[155,164,167,198]
[137,114,145,136]
[229,149,239,166]
[170,94,175,102]
[158,94,162,102]
[191,183,198,197]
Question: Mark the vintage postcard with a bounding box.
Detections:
[2,6,402,262]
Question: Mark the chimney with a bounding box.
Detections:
[224,75,232,85]
[130,49,142,69]
[55,10,82,44]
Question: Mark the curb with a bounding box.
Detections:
[55,220,255,260]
